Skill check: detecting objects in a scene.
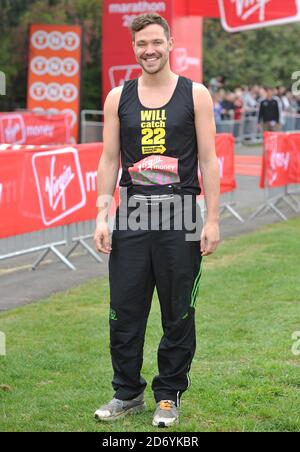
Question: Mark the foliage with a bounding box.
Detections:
[203,19,300,90]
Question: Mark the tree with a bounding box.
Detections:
[203,18,300,90]
[0,0,103,111]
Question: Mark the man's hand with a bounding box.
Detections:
[200,221,220,257]
[94,220,112,254]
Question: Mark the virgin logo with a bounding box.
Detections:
[109,65,141,88]
[32,148,86,226]
[220,0,299,31]
[270,151,290,172]
[231,0,271,21]
[0,114,26,144]
[173,48,200,74]
[45,157,75,211]
[266,135,290,185]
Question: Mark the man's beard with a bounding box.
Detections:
[139,55,168,74]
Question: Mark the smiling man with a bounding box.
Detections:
[94,13,220,427]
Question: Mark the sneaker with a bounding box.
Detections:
[152,400,179,427]
[94,393,145,422]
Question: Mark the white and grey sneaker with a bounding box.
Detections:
[94,393,145,422]
[152,400,179,427]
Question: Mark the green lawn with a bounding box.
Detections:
[0,217,300,432]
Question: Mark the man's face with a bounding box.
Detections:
[132,24,174,75]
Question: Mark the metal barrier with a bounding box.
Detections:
[249,184,300,221]
[0,220,103,271]
[81,110,104,143]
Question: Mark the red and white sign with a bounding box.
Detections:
[27,25,82,143]
[219,0,300,32]
[32,148,86,226]
[260,132,300,188]
[0,143,101,239]
[0,112,71,145]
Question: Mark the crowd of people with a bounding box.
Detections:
[208,75,300,133]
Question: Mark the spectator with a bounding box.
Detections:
[213,92,223,123]
[205,81,300,133]
[242,86,257,115]
[209,74,225,93]
[233,92,244,121]
[221,92,235,120]
[258,87,281,131]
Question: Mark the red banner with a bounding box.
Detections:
[0,112,71,145]
[186,0,220,17]
[0,135,235,239]
[260,132,300,188]
[216,133,236,193]
[186,0,300,31]
[198,133,236,195]
[219,0,300,32]
[27,24,82,143]
[102,0,202,101]
[0,143,101,239]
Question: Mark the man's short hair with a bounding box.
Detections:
[130,13,170,41]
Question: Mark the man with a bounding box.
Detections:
[258,87,281,132]
[94,13,220,427]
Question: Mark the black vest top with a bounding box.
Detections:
[118,76,200,195]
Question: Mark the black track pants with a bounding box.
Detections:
[108,191,202,405]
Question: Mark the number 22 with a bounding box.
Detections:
[142,128,166,145]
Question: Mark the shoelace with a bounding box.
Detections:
[159,401,173,411]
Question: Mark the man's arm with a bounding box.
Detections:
[94,87,122,254]
[193,83,220,257]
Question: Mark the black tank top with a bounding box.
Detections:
[118,76,200,195]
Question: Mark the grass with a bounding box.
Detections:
[0,217,300,432]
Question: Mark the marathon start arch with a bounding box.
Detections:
[103,0,300,99]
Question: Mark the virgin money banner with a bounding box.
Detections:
[0,143,102,239]
[27,24,82,143]
[260,132,300,188]
[0,135,234,239]
[102,0,202,101]
[219,0,300,32]
[0,112,71,145]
